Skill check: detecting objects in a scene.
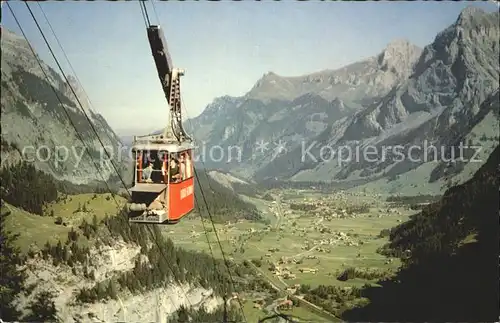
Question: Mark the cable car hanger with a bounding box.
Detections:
[127,1,195,225]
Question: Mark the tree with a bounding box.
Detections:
[251,259,262,267]
[24,291,57,322]
[67,228,78,242]
[0,162,58,215]
[106,280,118,300]
[92,214,99,231]
[96,281,107,300]
[299,284,311,294]
[0,206,25,321]
[176,305,190,322]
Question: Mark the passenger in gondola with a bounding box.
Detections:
[179,153,186,180]
[151,152,163,183]
[169,158,182,182]
[142,162,154,182]
[184,152,193,179]
[161,155,169,183]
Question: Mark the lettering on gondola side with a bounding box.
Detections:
[180,185,194,199]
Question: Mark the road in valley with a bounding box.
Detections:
[247,261,339,322]
[271,194,284,230]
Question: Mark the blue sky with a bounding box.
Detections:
[2,1,497,135]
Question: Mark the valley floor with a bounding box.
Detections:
[163,188,414,321]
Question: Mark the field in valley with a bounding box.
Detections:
[166,189,411,288]
[163,188,415,321]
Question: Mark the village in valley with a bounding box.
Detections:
[165,187,418,321]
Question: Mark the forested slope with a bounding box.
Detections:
[0,161,264,321]
[193,173,262,223]
[343,146,499,321]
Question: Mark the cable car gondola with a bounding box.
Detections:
[126,24,194,224]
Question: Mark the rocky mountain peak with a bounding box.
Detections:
[376,39,422,77]
[458,7,499,42]
[424,6,499,83]
[455,6,493,26]
[245,70,293,102]
[263,71,279,78]
[383,39,416,53]
[2,27,21,41]
[252,71,282,88]
[203,95,240,115]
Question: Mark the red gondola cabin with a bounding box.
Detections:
[128,137,195,224]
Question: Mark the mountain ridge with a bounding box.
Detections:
[259,8,498,185]
[185,37,424,179]
[1,27,129,186]
[243,39,422,103]
[187,7,498,196]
